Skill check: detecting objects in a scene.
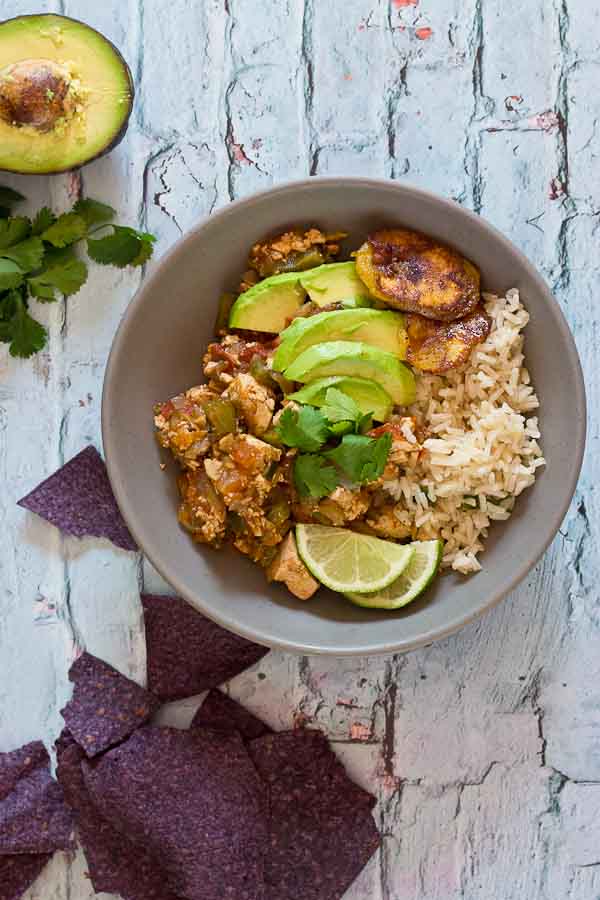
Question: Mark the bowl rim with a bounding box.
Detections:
[102,176,587,656]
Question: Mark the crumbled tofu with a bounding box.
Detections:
[318,486,370,526]
[227,433,281,474]
[266,533,319,600]
[177,467,227,545]
[366,506,413,540]
[226,373,274,435]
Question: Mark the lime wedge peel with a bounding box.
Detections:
[295,524,415,594]
[345,539,442,609]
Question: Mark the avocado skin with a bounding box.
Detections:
[0,14,134,175]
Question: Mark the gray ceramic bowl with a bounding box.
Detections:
[102,178,586,656]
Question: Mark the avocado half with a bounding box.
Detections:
[0,14,134,174]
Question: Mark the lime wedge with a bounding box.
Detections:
[345,540,442,609]
[295,524,415,594]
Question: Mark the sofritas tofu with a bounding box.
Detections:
[266,533,319,600]
[225,372,275,435]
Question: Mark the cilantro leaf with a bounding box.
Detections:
[321,387,374,435]
[41,213,87,247]
[321,388,362,424]
[294,454,340,498]
[276,405,330,452]
[0,189,157,361]
[7,294,47,358]
[106,226,156,266]
[87,225,146,267]
[130,231,156,266]
[129,235,155,266]
[73,198,115,227]
[28,257,88,301]
[0,186,25,216]
[357,411,373,434]
[0,259,24,291]
[328,421,354,437]
[324,432,392,484]
[31,207,56,235]
[43,245,76,265]
[0,289,19,323]
[1,237,45,273]
[28,281,55,301]
[117,226,157,243]
[0,217,31,251]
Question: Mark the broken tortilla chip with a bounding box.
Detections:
[191,689,272,742]
[55,730,179,900]
[17,445,137,551]
[82,726,267,900]
[0,854,52,900]
[0,741,74,855]
[142,594,268,701]
[60,652,160,757]
[249,729,380,900]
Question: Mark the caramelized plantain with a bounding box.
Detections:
[406,307,491,374]
[355,228,480,321]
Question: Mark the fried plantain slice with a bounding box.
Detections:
[406,306,491,374]
[355,228,481,321]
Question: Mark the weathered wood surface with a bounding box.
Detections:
[0,0,598,897]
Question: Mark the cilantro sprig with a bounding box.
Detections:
[324,432,392,484]
[277,405,330,452]
[294,454,340,498]
[320,387,373,435]
[276,390,392,499]
[0,190,156,358]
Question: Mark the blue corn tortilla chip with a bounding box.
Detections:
[17,445,137,551]
[250,729,375,810]
[0,740,74,855]
[142,594,269,701]
[191,690,272,741]
[0,854,52,900]
[0,740,48,797]
[249,729,380,900]
[60,652,160,757]
[82,725,267,900]
[55,730,179,900]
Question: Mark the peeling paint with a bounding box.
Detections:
[349,722,373,741]
[415,25,433,40]
[529,109,561,131]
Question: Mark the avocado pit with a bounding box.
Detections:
[0,58,79,133]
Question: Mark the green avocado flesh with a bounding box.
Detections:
[284,341,416,406]
[289,376,394,422]
[299,261,372,307]
[0,14,133,174]
[228,261,375,334]
[229,271,306,333]
[273,308,407,371]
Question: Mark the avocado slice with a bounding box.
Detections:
[273,308,407,372]
[299,261,372,308]
[284,341,416,406]
[228,271,306,333]
[289,376,394,422]
[0,14,133,174]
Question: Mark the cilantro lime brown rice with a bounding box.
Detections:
[153,226,544,606]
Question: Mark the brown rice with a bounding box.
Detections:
[384,289,545,573]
